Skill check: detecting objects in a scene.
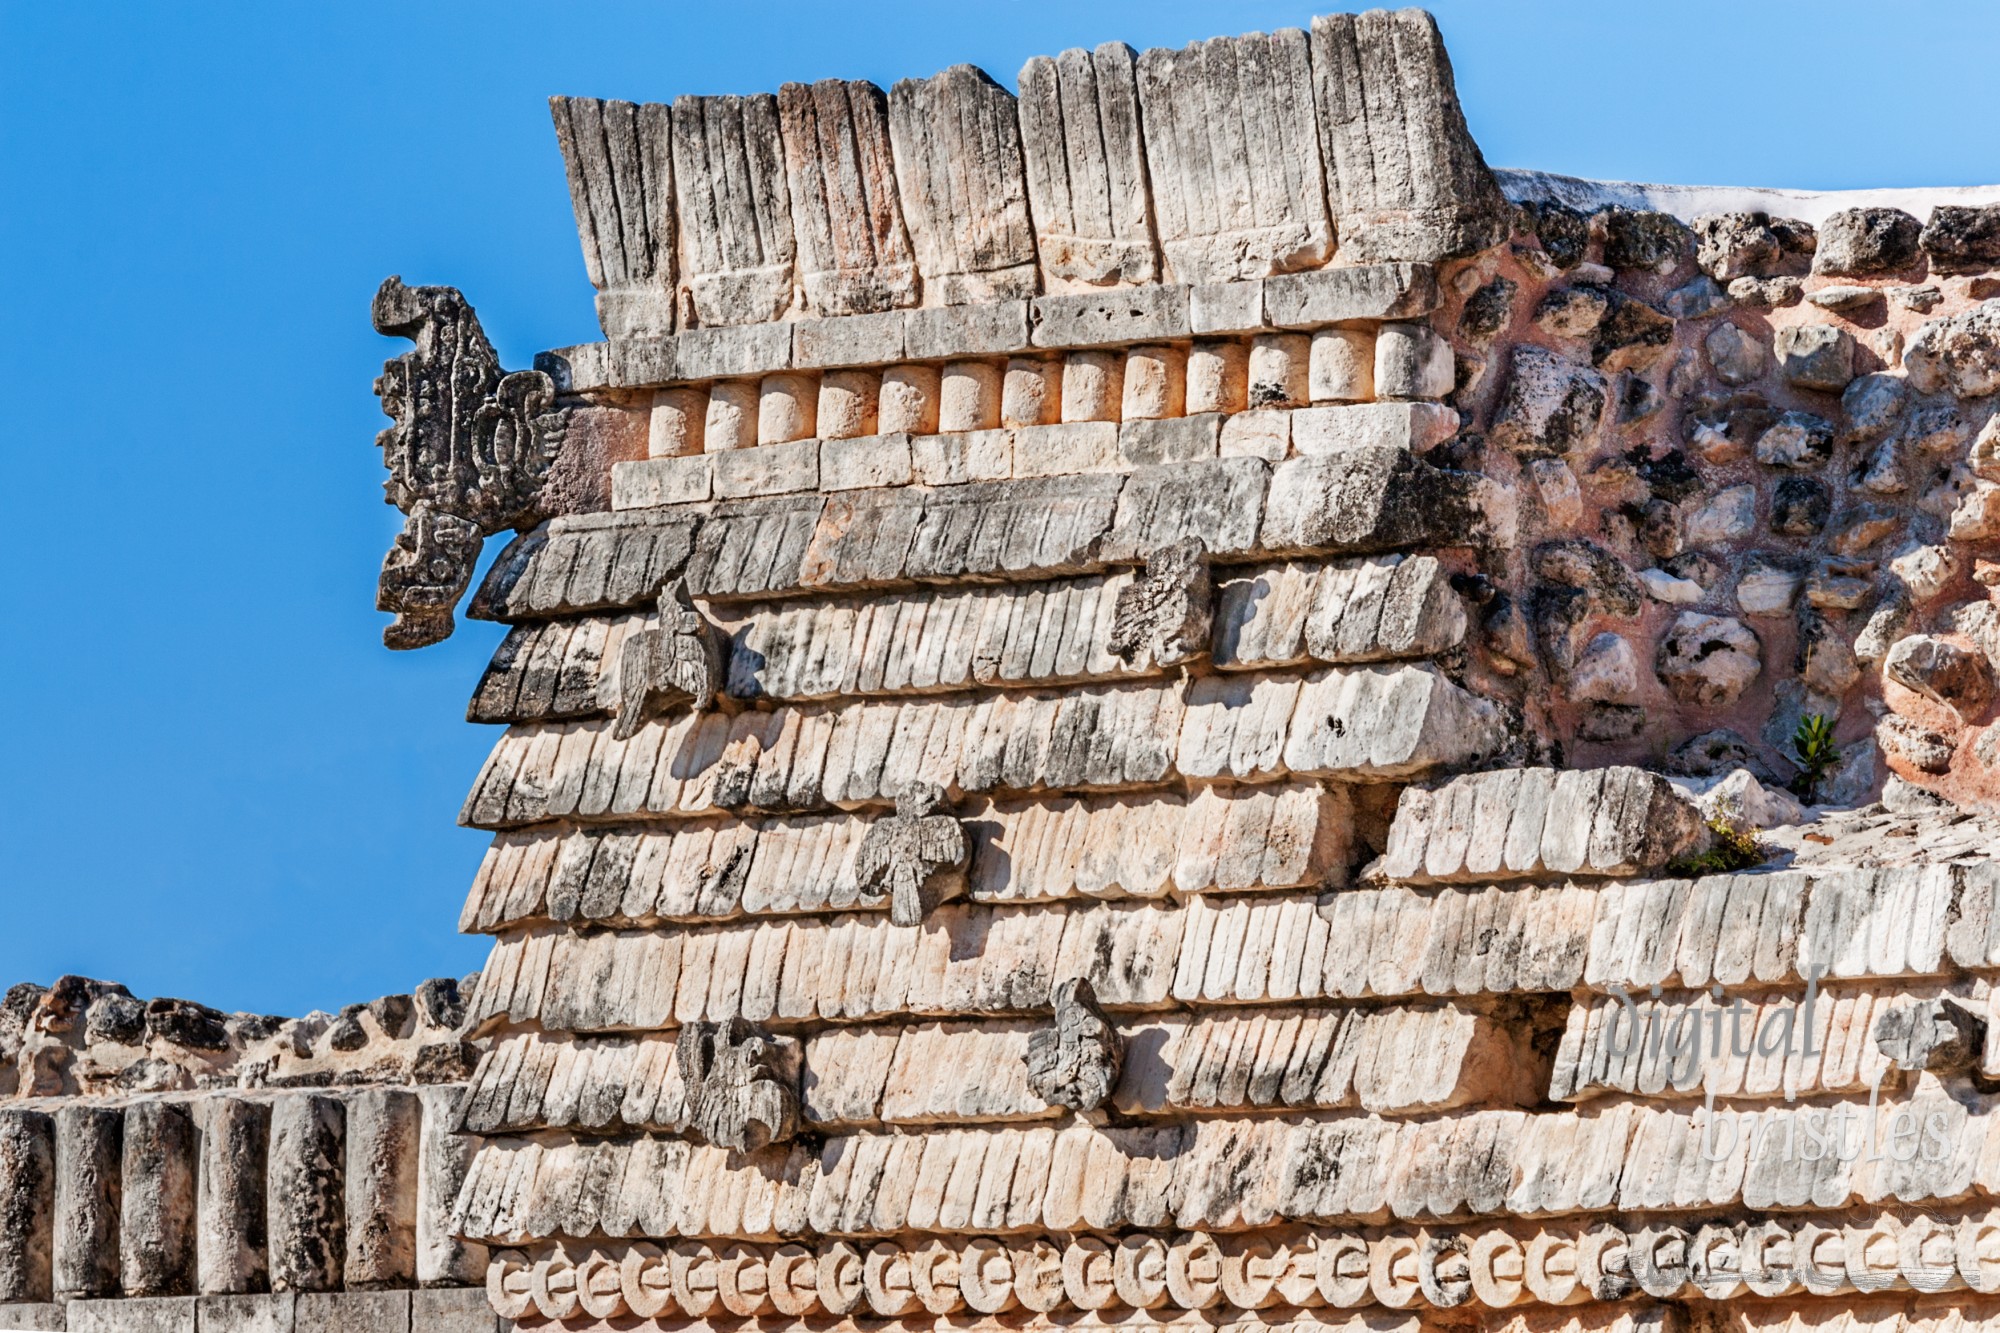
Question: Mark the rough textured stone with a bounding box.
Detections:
[1260,448,1481,555]
[776,80,919,316]
[1885,634,1992,714]
[1022,978,1121,1113]
[1773,322,1855,392]
[55,1106,121,1300]
[267,1096,344,1294]
[1106,538,1212,668]
[198,1098,268,1296]
[549,97,674,338]
[121,1100,197,1297]
[1754,410,1834,470]
[1906,299,2000,398]
[676,1019,801,1153]
[1490,346,1606,457]
[1921,204,2000,271]
[854,783,971,926]
[889,66,1037,304]
[0,1110,54,1303]
[1812,207,1922,275]
[1656,612,1762,705]
[669,94,794,325]
[1016,43,1157,288]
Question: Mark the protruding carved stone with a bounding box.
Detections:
[674,1019,800,1153]
[611,579,723,740]
[1876,996,1987,1074]
[1024,977,1122,1113]
[370,277,568,649]
[1108,537,1212,667]
[853,782,970,926]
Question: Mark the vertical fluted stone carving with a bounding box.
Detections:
[415,1086,485,1286]
[1016,43,1158,288]
[198,1096,269,1295]
[550,96,675,339]
[120,1100,197,1297]
[889,66,1039,305]
[344,1088,419,1289]
[54,1105,121,1299]
[0,1109,54,1303]
[1308,9,1509,262]
[670,94,797,326]
[1133,29,1331,284]
[267,1094,345,1293]
[777,80,920,316]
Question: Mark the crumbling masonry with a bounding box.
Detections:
[12,9,2000,1333]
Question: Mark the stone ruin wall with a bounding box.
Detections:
[15,7,2000,1333]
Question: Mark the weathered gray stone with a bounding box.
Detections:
[1134,28,1330,284]
[1282,664,1504,779]
[294,1291,408,1333]
[1309,10,1509,262]
[1876,997,1984,1074]
[120,1101,196,1297]
[342,1090,418,1290]
[1703,322,1767,386]
[198,1293,296,1333]
[1017,43,1158,287]
[1107,538,1212,668]
[903,301,1032,360]
[69,1296,196,1333]
[855,783,970,927]
[55,1106,121,1300]
[0,1109,53,1303]
[609,580,721,740]
[1190,281,1266,335]
[1754,410,1834,470]
[776,80,918,316]
[412,1287,492,1333]
[1773,322,1854,392]
[1656,612,1761,706]
[1921,204,2000,272]
[1490,346,1605,457]
[0,1304,66,1331]
[792,310,905,368]
[413,1087,482,1287]
[1599,208,1693,273]
[1885,634,1992,714]
[1692,211,1813,281]
[888,65,1037,304]
[549,97,675,339]
[1023,978,1122,1113]
[1118,414,1220,466]
[669,94,795,325]
[197,1098,268,1297]
[1812,207,1922,275]
[1262,264,1439,327]
[266,1096,344,1294]
[676,1020,801,1153]
[1031,285,1191,348]
[1906,300,2000,398]
[1260,447,1481,555]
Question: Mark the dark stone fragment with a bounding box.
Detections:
[1458,277,1517,340]
[84,994,146,1047]
[1599,208,1692,272]
[1875,997,1984,1074]
[1525,201,1589,269]
[1617,374,1663,424]
[229,1013,287,1044]
[1662,551,1723,588]
[325,1016,369,1053]
[1667,728,1772,780]
[411,1041,479,1085]
[0,985,46,1037]
[366,995,414,1039]
[1813,207,1923,276]
[37,977,132,1035]
[1591,292,1674,370]
[412,978,465,1031]
[1921,205,2000,272]
[144,998,230,1052]
[1577,703,1645,742]
[1770,477,1831,537]
[1636,449,1703,504]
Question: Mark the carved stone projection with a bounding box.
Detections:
[370,277,568,649]
[888,66,1038,305]
[674,1019,799,1153]
[1875,996,1986,1075]
[1016,43,1158,288]
[1107,536,1213,667]
[777,80,919,317]
[549,97,675,338]
[853,781,970,926]
[670,94,795,327]
[610,579,722,740]
[1023,977,1122,1113]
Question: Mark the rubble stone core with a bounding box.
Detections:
[16,8,2000,1333]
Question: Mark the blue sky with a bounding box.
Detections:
[4,0,1998,1019]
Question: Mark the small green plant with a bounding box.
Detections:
[1669,817,1765,877]
[1789,713,1841,804]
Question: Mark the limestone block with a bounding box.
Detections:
[1775,323,1855,393]
[1033,286,1192,348]
[197,1098,268,1296]
[0,1109,54,1303]
[1219,410,1289,461]
[1013,422,1119,478]
[1102,457,1269,560]
[1016,43,1158,287]
[939,361,1003,432]
[669,94,795,326]
[549,97,675,339]
[757,373,818,445]
[69,1296,196,1333]
[671,323,794,381]
[1310,329,1375,403]
[888,66,1038,304]
[1260,447,1480,555]
[1212,555,1467,668]
[703,380,757,452]
[1001,358,1061,426]
[817,369,880,439]
[1290,403,1460,456]
[610,455,711,509]
[1490,346,1606,457]
[792,310,906,368]
[1059,351,1122,422]
[1377,767,1709,884]
[1119,416,1220,467]
[1248,334,1309,409]
[820,433,914,491]
[1134,28,1331,283]
[912,430,1013,485]
[343,1090,418,1289]
[647,387,705,457]
[1374,324,1455,400]
[121,1101,197,1297]
[267,1095,344,1293]
[1121,346,1185,420]
[1309,11,1509,262]
[878,365,940,435]
[776,80,919,316]
[1191,281,1266,335]
[1282,664,1503,780]
[294,1291,408,1333]
[55,1105,121,1299]
[712,440,819,499]
[195,1293,296,1333]
[904,302,1034,360]
[412,1286,493,1333]
[1906,300,2000,398]
[1264,264,1440,327]
[1188,342,1248,414]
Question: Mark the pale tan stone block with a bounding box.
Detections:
[1060,350,1123,422]
[758,373,819,445]
[1120,345,1186,420]
[821,433,914,491]
[818,369,881,441]
[1002,358,1061,426]
[912,430,1014,485]
[704,380,758,452]
[1012,422,1119,477]
[939,361,1003,433]
[1247,333,1309,408]
[879,365,941,435]
[1310,328,1376,403]
[1219,409,1289,460]
[647,387,707,457]
[1186,341,1248,414]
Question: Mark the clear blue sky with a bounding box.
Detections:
[4,1,1997,1019]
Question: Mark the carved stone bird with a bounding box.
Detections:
[854,782,970,926]
[1024,976,1123,1113]
[611,579,722,740]
[675,1017,799,1153]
